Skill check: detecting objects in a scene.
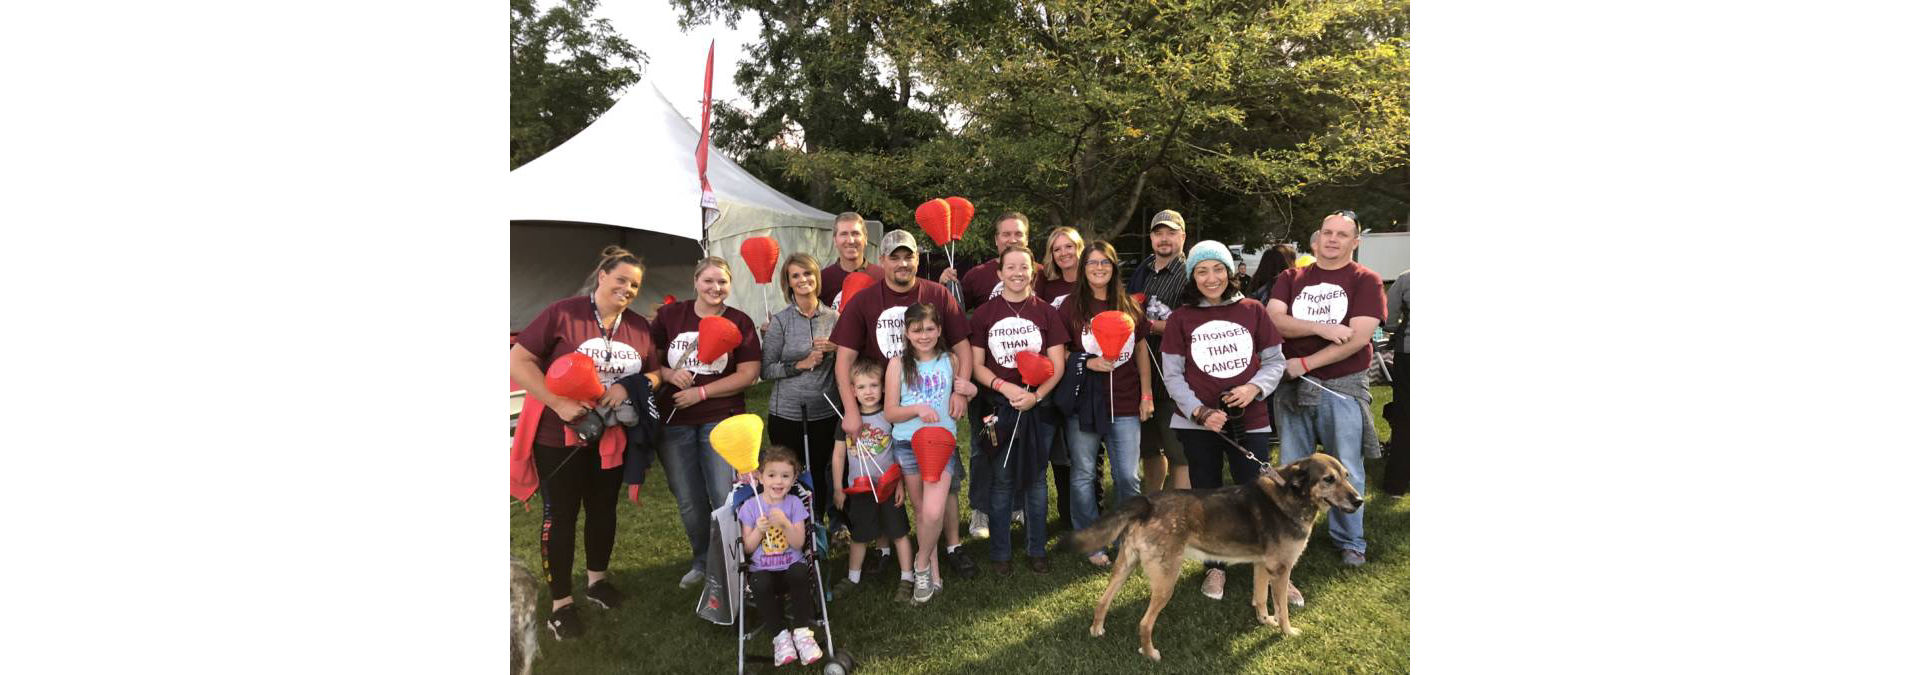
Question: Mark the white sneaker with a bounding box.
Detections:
[1012,509,1026,525]
[1201,568,1226,600]
[969,510,990,539]
[772,629,797,666]
[792,627,824,665]
[912,566,934,604]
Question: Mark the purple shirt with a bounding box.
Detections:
[738,492,809,572]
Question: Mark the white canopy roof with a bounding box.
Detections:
[509,79,876,328]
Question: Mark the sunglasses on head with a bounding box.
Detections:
[1328,209,1358,223]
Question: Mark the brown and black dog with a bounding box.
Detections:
[1073,453,1363,661]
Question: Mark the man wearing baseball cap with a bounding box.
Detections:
[829,228,982,579]
[1126,209,1191,494]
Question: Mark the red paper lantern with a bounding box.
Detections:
[910,426,957,483]
[545,352,604,401]
[662,294,677,305]
[1014,350,1054,387]
[740,236,781,284]
[914,199,952,247]
[696,315,743,364]
[1090,310,1135,362]
[839,271,876,306]
[944,196,975,240]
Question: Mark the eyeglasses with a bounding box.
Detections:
[1083,259,1114,267]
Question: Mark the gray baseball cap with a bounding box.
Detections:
[878,229,919,255]
[1150,209,1185,231]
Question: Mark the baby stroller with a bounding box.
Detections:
[696,470,856,674]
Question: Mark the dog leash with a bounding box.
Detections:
[1141,340,1272,471]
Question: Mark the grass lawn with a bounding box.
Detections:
[511,383,1407,673]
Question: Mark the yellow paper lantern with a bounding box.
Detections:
[710,413,765,474]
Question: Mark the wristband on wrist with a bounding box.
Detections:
[699,386,708,401]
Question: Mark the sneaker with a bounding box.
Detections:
[547,604,584,641]
[679,567,706,589]
[792,627,825,666]
[991,560,1012,576]
[772,629,797,667]
[1341,549,1367,566]
[969,510,990,539]
[1088,551,1111,567]
[1288,582,1305,607]
[1012,509,1025,525]
[894,578,914,603]
[945,546,980,579]
[1201,568,1226,600]
[912,567,934,604]
[832,577,861,598]
[584,579,625,610]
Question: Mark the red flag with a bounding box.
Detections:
[696,40,715,200]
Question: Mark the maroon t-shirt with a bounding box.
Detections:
[820,261,883,312]
[829,278,969,363]
[1162,299,1283,430]
[1059,295,1146,417]
[969,293,1068,387]
[1269,262,1386,380]
[650,302,764,426]
[960,262,1005,310]
[1038,277,1075,309]
[515,296,657,447]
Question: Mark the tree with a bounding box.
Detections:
[510,0,646,169]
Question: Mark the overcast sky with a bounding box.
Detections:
[588,0,761,126]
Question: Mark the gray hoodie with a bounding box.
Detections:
[760,302,840,421]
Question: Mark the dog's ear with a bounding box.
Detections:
[1279,463,1308,491]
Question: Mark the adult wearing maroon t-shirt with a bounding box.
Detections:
[1038,226,1083,308]
[939,212,1031,537]
[1162,240,1287,602]
[651,256,764,590]
[820,211,884,311]
[509,246,660,639]
[967,244,1067,573]
[1265,211,1386,568]
[830,229,981,579]
[1057,240,1154,566]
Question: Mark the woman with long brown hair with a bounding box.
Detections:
[1056,240,1154,566]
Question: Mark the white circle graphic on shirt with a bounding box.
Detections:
[1079,325,1134,366]
[875,305,908,358]
[986,316,1043,368]
[1050,294,1067,308]
[830,290,844,311]
[665,330,730,375]
[576,338,645,383]
[1189,319,1253,378]
[1290,282,1350,325]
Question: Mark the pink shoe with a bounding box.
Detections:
[772,629,797,666]
[793,627,825,665]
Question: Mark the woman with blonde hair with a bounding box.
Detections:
[650,256,764,589]
[1037,226,1084,308]
[761,252,842,523]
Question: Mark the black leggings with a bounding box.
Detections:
[1384,352,1409,496]
[748,561,818,632]
[768,415,839,519]
[1176,429,1272,571]
[534,443,622,599]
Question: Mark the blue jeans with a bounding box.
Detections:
[661,422,740,571]
[1065,416,1141,533]
[989,408,1054,561]
[1278,395,1368,554]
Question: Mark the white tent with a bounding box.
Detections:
[509,80,876,330]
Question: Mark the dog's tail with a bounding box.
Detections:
[1072,495,1153,554]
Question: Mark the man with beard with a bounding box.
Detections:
[1125,210,1191,494]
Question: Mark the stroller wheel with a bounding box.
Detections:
[822,650,854,674]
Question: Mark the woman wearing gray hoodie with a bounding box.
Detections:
[761,252,843,519]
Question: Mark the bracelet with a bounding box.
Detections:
[991,377,1002,391]
[699,386,709,401]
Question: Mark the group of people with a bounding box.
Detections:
[510,206,1403,661]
